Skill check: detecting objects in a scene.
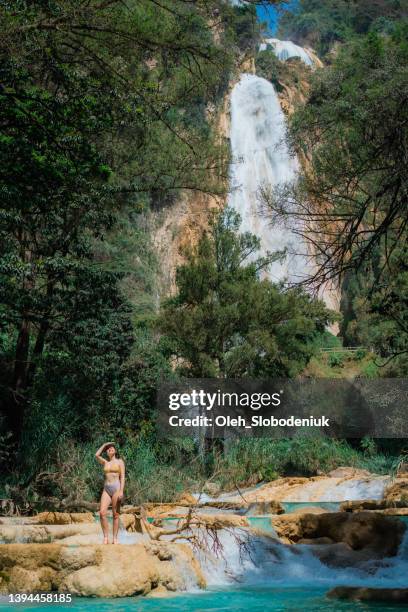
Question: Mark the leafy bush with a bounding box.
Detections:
[328,352,344,368]
[355,348,367,360]
[212,435,395,489]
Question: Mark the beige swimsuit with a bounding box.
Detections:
[104,462,121,497]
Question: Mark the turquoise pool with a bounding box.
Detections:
[0,587,404,612]
[282,502,340,513]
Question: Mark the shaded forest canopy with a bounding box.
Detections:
[0,1,406,508]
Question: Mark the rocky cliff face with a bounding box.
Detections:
[152,92,229,297]
[153,48,340,317]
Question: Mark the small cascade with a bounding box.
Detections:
[209,475,390,504]
[271,476,390,502]
[200,527,408,589]
[259,38,314,66]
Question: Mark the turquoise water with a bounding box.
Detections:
[159,516,275,534]
[282,502,340,513]
[247,516,275,533]
[1,587,404,611]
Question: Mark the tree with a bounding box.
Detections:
[0,0,237,439]
[262,29,408,284]
[278,0,407,55]
[158,207,333,378]
[340,244,408,374]
[261,27,408,368]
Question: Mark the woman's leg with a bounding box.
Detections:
[111,490,122,544]
[99,489,111,544]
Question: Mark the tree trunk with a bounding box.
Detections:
[11,317,31,437]
[10,242,34,439]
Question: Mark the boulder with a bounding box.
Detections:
[203,482,221,497]
[31,512,94,525]
[0,523,100,544]
[289,506,328,515]
[297,537,334,545]
[311,542,383,568]
[174,492,197,506]
[380,507,408,516]
[340,499,408,515]
[191,513,249,529]
[327,586,408,603]
[120,514,144,532]
[145,584,169,598]
[145,504,189,519]
[0,543,205,597]
[384,476,408,503]
[247,501,284,515]
[272,511,405,557]
[202,501,247,512]
[327,467,373,479]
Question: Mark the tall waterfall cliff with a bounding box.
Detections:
[228,40,315,284]
[228,73,309,284]
[227,40,339,315]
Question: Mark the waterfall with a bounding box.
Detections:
[200,528,408,589]
[228,73,310,283]
[261,476,390,502]
[228,39,340,315]
[259,38,314,66]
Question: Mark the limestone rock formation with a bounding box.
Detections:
[272,511,405,558]
[222,472,389,503]
[341,499,408,514]
[247,501,284,515]
[30,512,94,525]
[384,476,408,503]
[327,467,374,479]
[0,543,205,597]
[0,523,100,544]
[327,586,408,603]
[289,506,328,515]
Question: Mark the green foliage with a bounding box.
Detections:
[328,352,344,368]
[355,348,367,361]
[255,46,312,95]
[0,0,234,443]
[214,435,395,488]
[265,27,408,373]
[278,0,407,55]
[223,3,263,52]
[341,244,408,374]
[360,359,379,379]
[159,207,334,378]
[311,331,341,351]
[256,49,285,90]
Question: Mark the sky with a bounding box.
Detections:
[256,1,298,36]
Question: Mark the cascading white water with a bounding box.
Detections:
[228,73,310,283]
[259,38,314,66]
[263,476,390,502]
[201,528,408,589]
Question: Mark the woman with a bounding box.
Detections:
[95,442,125,544]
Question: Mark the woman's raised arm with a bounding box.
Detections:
[95,442,112,465]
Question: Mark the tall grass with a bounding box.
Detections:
[3,428,398,506]
[218,436,395,489]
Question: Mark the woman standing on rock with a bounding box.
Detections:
[95,442,125,544]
